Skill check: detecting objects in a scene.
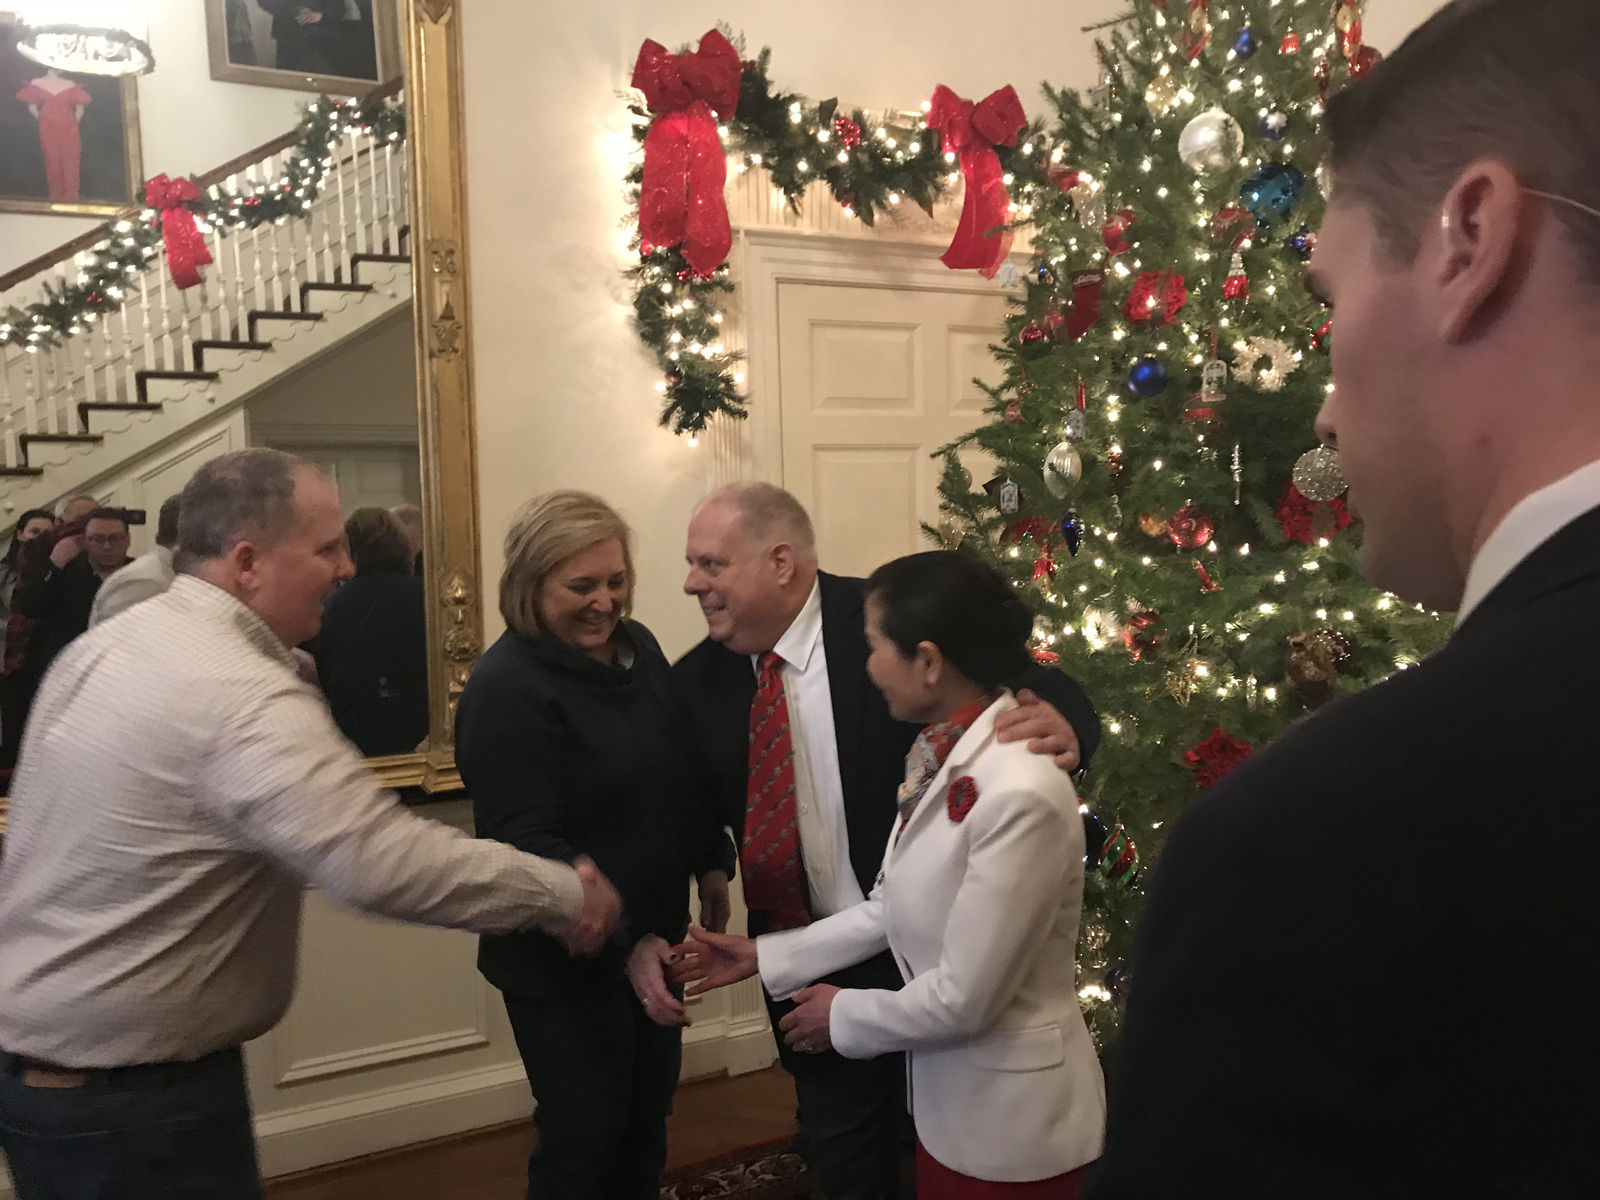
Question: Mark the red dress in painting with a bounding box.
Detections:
[16,77,92,202]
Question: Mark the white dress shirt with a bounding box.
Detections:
[754,579,864,918]
[0,576,583,1068]
[1456,457,1600,625]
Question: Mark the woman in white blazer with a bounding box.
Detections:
[679,550,1104,1198]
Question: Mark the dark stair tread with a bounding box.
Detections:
[79,401,161,430]
[350,253,411,265]
[300,281,373,308]
[0,467,44,478]
[20,433,102,445]
[192,340,272,371]
[246,310,325,340]
[134,369,219,404]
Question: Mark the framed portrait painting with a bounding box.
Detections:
[0,12,143,217]
[205,0,401,95]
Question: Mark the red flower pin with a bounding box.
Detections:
[947,776,980,823]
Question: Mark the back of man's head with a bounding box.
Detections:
[1326,0,1600,279]
[178,449,307,570]
[56,494,97,524]
[155,494,183,551]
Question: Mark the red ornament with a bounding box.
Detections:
[947,776,980,823]
[926,84,1028,279]
[1122,270,1188,326]
[1020,322,1047,345]
[1275,481,1354,546]
[1032,647,1060,666]
[1032,550,1056,581]
[1315,57,1333,103]
[1184,728,1255,789]
[1047,166,1081,193]
[1167,505,1215,550]
[1064,269,1106,340]
[1125,611,1163,659]
[1194,560,1221,593]
[1280,32,1301,53]
[144,175,213,290]
[632,30,744,278]
[1004,515,1053,543]
[1041,310,1068,340]
[1211,205,1255,250]
[833,116,862,149]
[1004,399,1024,425]
[1180,0,1211,62]
[1350,44,1382,79]
[1101,208,1137,255]
[1223,252,1249,307]
[1312,317,1334,350]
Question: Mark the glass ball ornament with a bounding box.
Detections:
[1232,26,1258,58]
[1144,73,1180,116]
[1287,224,1317,261]
[1258,110,1289,141]
[1178,108,1245,175]
[1241,163,1307,228]
[1127,355,1169,397]
[1292,445,1348,502]
[1043,442,1083,499]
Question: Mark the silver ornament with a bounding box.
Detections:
[1044,442,1083,499]
[1292,445,1348,502]
[1064,409,1087,442]
[1178,107,1244,174]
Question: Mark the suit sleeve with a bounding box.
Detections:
[11,563,72,620]
[828,784,1077,1058]
[89,570,167,627]
[758,891,891,1000]
[668,659,743,878]
[1008,661,1103,766]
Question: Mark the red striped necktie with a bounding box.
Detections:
[742,650,810,929]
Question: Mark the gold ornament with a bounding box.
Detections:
[1285,628,1351,709]
[1292,445,1348,502]
[935,516,965,549]
[1144,73,1180,116]
[1139,513,1170,538]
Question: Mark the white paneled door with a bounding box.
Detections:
[776,281,1009,578]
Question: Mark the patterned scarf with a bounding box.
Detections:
[896,695,996,829]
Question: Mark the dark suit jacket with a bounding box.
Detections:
[1086,504,1600,1200]
[305,569,428,757]
[11,554,121,679]
[671,571,1102,926]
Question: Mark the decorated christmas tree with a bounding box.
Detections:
[930,0,1448,1039]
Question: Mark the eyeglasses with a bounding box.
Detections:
[84,534,128,547]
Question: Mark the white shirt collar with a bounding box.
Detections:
[1455,457,1600,626]
[760,578,824,673]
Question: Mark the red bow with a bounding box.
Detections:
[144,175,212,291]
[632,30,743,278]
[926,84,1026,279]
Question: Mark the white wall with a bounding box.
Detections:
[461,0,1451,660]
[1,0,329,277]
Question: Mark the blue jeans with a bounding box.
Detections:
[0,1047,262,1200]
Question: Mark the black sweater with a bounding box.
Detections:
[455,619,732,1000]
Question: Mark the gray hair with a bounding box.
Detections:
[701,482,817,556]
[389,502,423,533]
[177,448,312,564]
[54,493,97,520]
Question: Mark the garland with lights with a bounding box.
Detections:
[0,96,405,352]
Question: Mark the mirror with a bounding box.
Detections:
[0,0,481,806]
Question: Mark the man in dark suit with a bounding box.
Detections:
[671,483,1100,1200]
[1086,3,1600,1196]
[12,507,130,682]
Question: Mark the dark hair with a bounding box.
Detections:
[1326,0,1600,280]
[156,494,182,549]
[344,506,413,575]
[178,448,306,564]
[3,509,53,568]
[865,551,1033,690]
[84,508,129,533]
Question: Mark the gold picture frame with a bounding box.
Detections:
[204,0,403,96]
[0,12,144,217]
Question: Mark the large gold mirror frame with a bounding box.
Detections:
[371,0,481,794]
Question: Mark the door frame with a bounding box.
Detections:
[724,229,1027,490]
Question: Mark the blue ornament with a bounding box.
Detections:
[1287,224,1316,261]
[1258,110,1289,141]
[1232,26,1258,59]
[1082,809,1110,865]
[1127,356,1169,398]
[1240,163,1306,229]
[1060,510,1083,556]
[1104,962,1133,1008]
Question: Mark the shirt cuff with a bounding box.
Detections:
[532,859,585,930]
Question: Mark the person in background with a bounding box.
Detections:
[13,508,130,668]
[669,482,1101,1200]
[390,501,425,575]
[1086,2,1600,1197]
[454,490,735,1200]
[0,497,98,774]
[306,506,428,757]
[0,449,622,1200]
[89,494,182,628]
[0,510,56,661]
[681,550,1105,1198]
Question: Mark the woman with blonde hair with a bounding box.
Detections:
[454,490,733,1200]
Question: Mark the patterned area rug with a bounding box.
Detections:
[658,1137,809,1199]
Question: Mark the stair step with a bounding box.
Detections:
[134,370,219,405]
[300,281,373,312]
[79,401,162,430]
[192,339,272,372]
[349,253,411,283]
[0,467,44,478]
[246,310,324,341]
[19,434,102,463]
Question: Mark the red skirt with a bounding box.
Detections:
[916,1142,1092,1199]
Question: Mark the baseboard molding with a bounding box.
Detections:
[682,1014,779,1082]
[254,1061,533,1180]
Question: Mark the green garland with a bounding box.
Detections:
[626,35,1046,437]
[1,96,406,352]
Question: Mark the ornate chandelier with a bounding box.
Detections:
[15,1,154,78]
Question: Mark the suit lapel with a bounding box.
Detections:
[892,695,1011,857]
